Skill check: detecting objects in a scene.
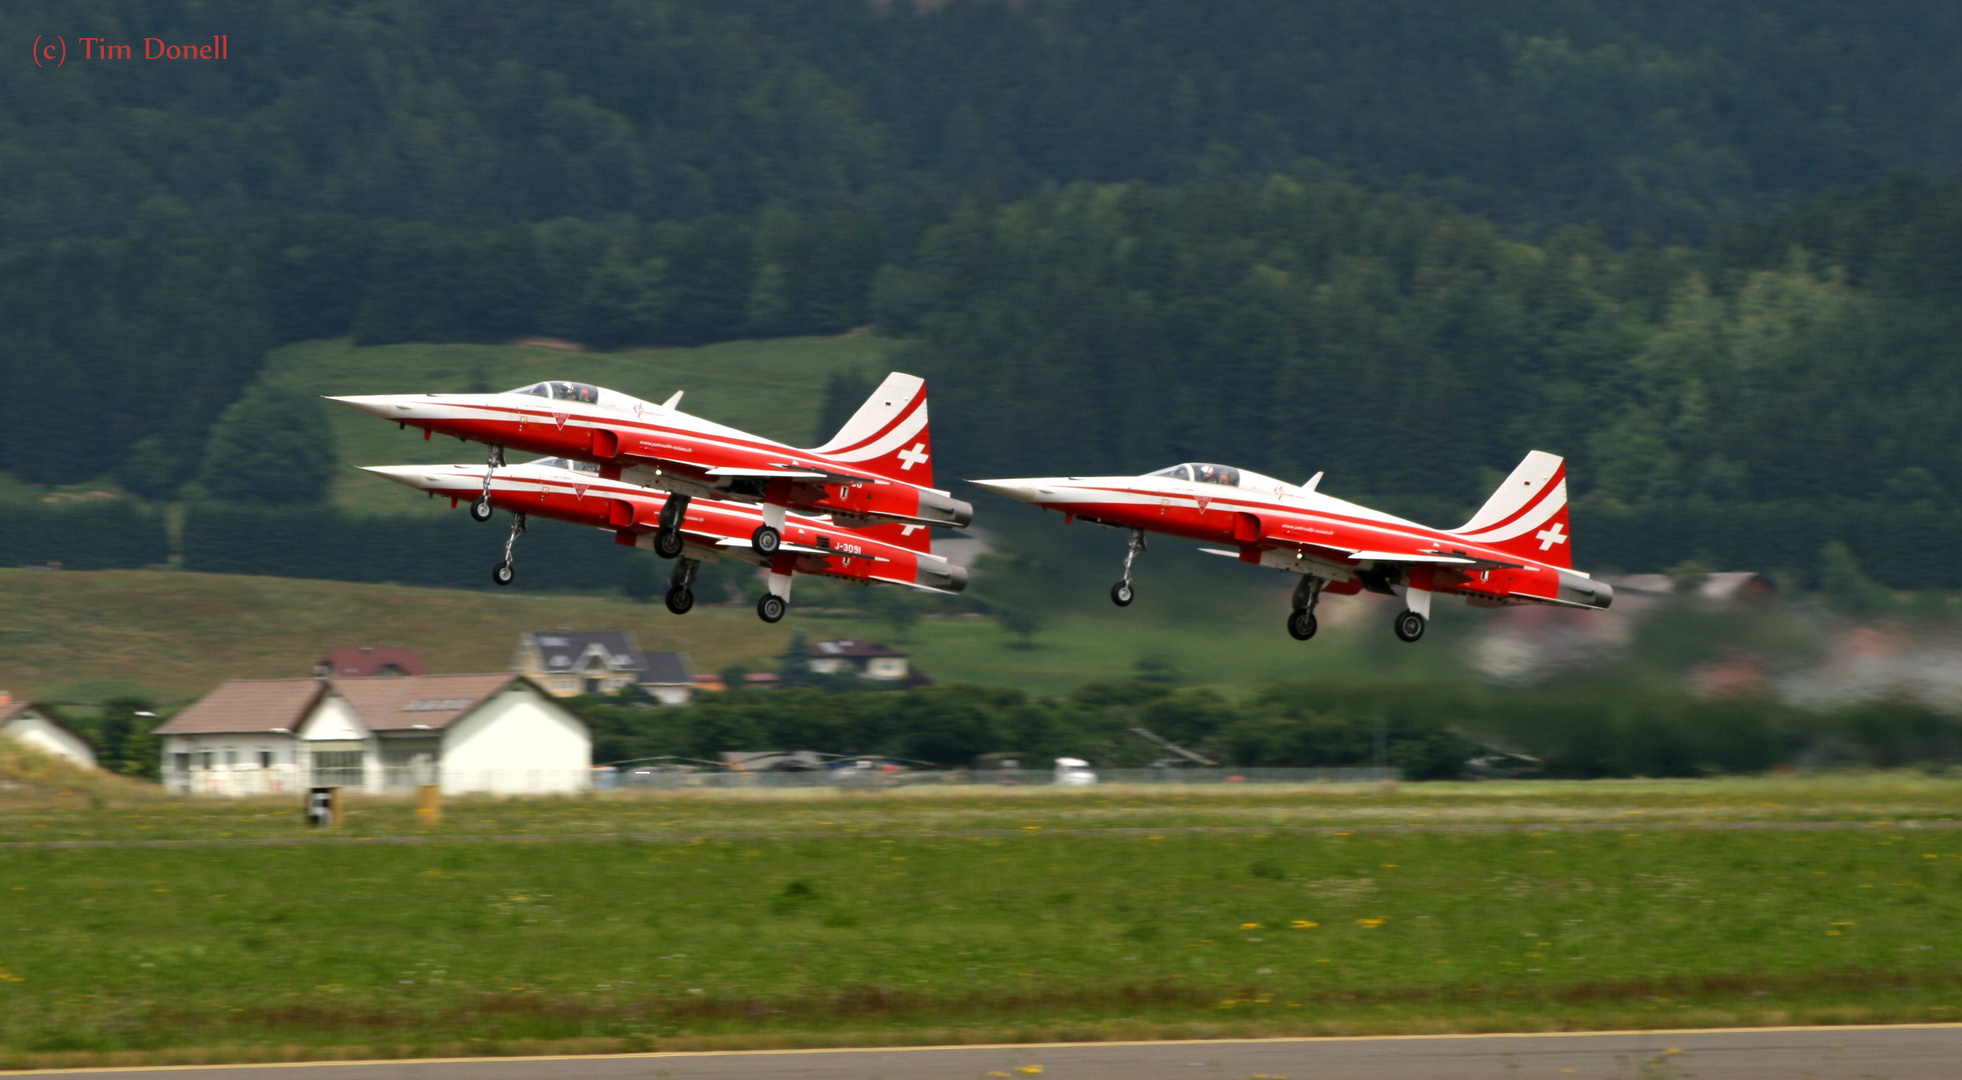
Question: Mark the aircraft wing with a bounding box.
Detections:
[1199,545,1522,570]
[703,464,885,485]
[711,538,891,562]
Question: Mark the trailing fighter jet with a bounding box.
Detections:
[361,458,967,623]
[971,452,1610,642]
[328,372,972,560]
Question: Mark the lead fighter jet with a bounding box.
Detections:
[361,457,967,623]
[973,451,1611,642]
[329,372,972,560]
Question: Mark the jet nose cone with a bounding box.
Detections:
[325,394,421,419]
[358,465,453,491]
[970,478,1049,504]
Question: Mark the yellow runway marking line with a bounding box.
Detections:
[8,1022,1962,1074]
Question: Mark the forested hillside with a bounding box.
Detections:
[7,0,1962,589]
[7,1,1960,239]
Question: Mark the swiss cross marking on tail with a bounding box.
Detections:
[1536,522,1568,551]
[896,442,928,471]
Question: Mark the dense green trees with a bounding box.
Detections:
[576,676,1962,779]
[6,1,1960,242]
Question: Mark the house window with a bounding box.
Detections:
[584,678,601,694]
[310,742,366,787]
[258,750,274,769]
[172,752,191,774]
[199,751,213,770]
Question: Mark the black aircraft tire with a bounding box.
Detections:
[756,593,787,623]
[470,498,494,523]
[664,587,695,615]
[1394,610,1426,643]
[1111,581,1135,607]
[653,529,684,559]
[1287,610,1318,641]
[492,562,515,587]
[751,524,781,557]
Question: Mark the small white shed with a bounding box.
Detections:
[0,699,98,769]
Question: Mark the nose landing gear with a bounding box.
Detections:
[1110,528,1146,607]
[471,445,506,522]
[654,494,692,559]
[664,556,698,615]
[1287,576,1323,640]
[491,511,526,586]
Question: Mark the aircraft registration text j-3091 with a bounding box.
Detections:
[972,452,1611,643]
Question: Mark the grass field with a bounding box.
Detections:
[0,567,1451,707]
[2,776,1962,1067]
[255,336,902,515]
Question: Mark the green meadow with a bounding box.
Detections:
[4,777,1962,1067]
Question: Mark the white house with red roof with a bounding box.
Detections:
[153,674,589,797]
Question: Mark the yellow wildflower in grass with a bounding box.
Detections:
[1356,917,1387,929]
[1241,922,1262,929]
[1290,920,1319,929]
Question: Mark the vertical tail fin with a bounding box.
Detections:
[1450,451,1572,569]
[808,371,934,487]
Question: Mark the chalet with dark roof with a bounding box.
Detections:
[512,631,695,703]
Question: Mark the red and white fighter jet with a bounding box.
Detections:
[972,452,1611,642]
[329,372,972,560]
[360,457,967,623]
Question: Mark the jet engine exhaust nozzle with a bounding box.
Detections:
[1557,571,1614,610]
[917,490,974,528]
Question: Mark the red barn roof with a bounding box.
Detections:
[317,648,429,678]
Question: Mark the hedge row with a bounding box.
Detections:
[0,502,167,570]
[180,504,627,591]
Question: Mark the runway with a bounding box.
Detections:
[10,1024,1959,1080]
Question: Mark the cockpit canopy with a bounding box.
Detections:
[1149,462,1241,487]
[508,381,599,403]
[530,456,600,474]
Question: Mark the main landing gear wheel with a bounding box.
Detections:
[470,497,494,522]
[491,562,515,587]
[664,587,695,615]
[756,593,787,624]
[1394,610,1427,643]
[751,524,781,557]
[1111,581,1136,607]
[1287,610,1318,640]
[653,529,684,559]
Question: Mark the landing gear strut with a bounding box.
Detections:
[491,511,526,586]
[664,557,698,615]
[654,495,691,559]
[471,445,505,522]
[1287,576,1323,641]
[1110,528,1146,607]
